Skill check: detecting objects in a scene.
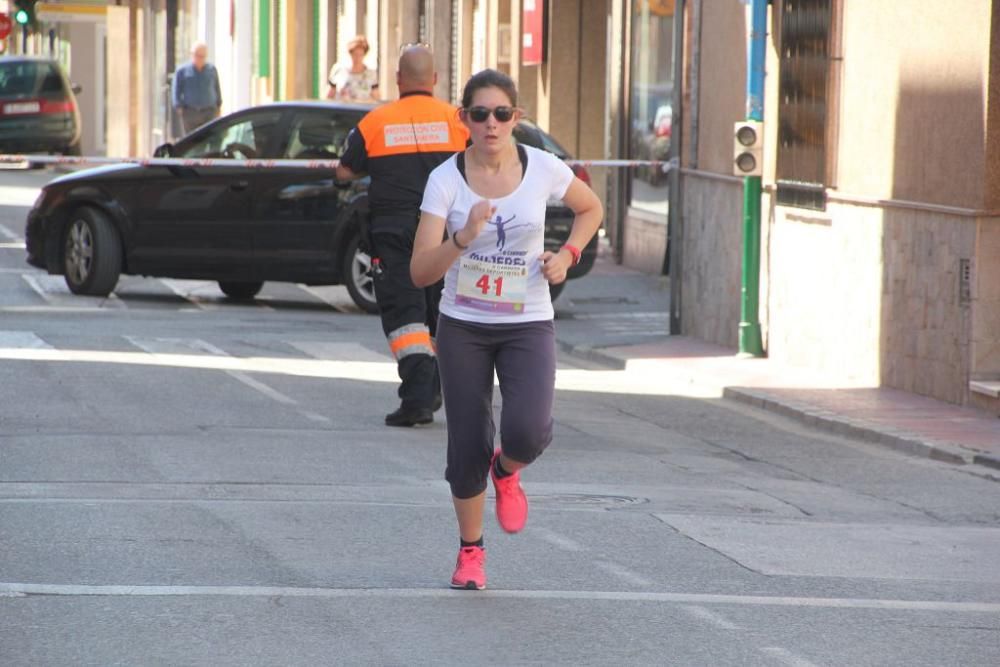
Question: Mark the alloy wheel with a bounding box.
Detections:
[351,249,376,305]
[65,219,94,286]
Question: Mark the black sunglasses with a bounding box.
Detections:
[466,106,515,123]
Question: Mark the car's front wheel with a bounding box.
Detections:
[218,281,263,300]
[343,232,379,314]
[63,206,122,296]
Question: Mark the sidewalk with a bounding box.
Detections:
[554,242,1000,471]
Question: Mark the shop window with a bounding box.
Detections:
[629,1,674,216]
[776,0,833,210]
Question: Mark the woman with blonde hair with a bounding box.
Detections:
[326,35,379,102]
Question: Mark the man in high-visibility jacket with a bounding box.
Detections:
[336,45,469,427]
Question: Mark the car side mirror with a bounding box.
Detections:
[153,143,174,158]
[72,84,83,95]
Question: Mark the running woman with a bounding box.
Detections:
[411,69,603,590]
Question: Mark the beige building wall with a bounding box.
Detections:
[105,5,131,158]
[680,0,1000,409]
[835,1,990,207]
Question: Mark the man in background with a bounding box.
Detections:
[172,42,222,135]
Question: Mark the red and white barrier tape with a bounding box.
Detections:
[0,154,340,169]
[0,153,676,172]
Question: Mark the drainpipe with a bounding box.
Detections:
[666,0,685,333]
[739,0,766,357]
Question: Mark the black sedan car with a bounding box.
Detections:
[0,56,82,157]
[25,101,596,312]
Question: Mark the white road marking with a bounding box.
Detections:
[759,647,821,667]
[124,336,331,424]
[0,185,40,207]
[1,583,998,613]
[160,279,274,311]
[289,341,391,363]
[594,560,654,587]
[683,605,740,630]
[20,273,57,304]
[226,369,298,405]
[0,223,21,240]
[302,411,333,424]
[19,273,125,309]
[159,279,217,311]
[0,241,26,249]
[0,330,53,349]
[297,284,353,312]
[532,527,585,552]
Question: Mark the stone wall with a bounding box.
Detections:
[622,210,668,276]
[878,208,977,404]
[678,173,743,348]
[972,217,1000,380]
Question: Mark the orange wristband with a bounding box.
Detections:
[562,244,582,266]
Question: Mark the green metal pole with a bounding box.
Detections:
[257,0,271,78]
[739,175,764,355]
[739,0,766,357]
[312,0,321,99]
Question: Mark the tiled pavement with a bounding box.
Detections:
[555,242,1000,471]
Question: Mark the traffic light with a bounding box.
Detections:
[733,121,763,177]
[13,0,37,27]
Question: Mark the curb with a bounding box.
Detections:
[722,386,998,469]
[556,341,627,370]
[557,340,1000,471]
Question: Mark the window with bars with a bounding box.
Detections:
[776,0,833,211]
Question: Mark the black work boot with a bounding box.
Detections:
[385,405,433,427]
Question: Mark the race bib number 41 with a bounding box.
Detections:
[456,256,529,313]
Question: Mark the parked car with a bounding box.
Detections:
[0,56,83,158]
[25,101,597,313]
[632,103,671,186]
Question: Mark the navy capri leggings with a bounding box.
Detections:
[436,314,556,499]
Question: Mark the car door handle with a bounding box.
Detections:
[230,180,249,191]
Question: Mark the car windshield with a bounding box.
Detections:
[0,62,64,96]
[178,111,283,159]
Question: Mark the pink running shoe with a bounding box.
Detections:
[490,449,528,533]
[450,546,486,590]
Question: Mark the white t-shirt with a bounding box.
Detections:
[328,63,378,101]
[420,144,575,324]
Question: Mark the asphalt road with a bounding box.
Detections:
[1,166,999,666]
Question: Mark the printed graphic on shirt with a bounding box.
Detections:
[384,122,451,147]
[486,214,532,251]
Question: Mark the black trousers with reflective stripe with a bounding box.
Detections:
[372,227,442,410]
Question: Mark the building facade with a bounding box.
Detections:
[678,0,1000,413]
